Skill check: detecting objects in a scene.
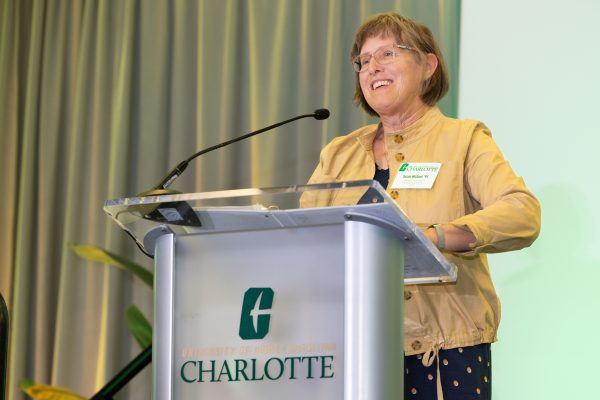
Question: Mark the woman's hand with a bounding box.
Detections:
[425,224,477,252]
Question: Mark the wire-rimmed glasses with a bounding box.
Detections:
[352,44,415,72]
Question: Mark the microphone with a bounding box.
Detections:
[314,108,330,120]
[139,108,330,196]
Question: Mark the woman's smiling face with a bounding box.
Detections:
[358,35,434,118]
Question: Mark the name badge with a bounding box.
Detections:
[391,162,441,189]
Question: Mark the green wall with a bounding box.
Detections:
[459,0,600,398]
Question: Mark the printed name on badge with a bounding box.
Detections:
[391,162,441,189]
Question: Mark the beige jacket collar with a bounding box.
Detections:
[356,107,445,151]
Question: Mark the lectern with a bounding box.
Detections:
[104,180,456,400]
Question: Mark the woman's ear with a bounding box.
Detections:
[425,53,439,79]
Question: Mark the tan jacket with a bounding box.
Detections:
[306,107,541,356]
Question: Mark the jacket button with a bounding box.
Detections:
[411,340,422,351]
[404,290,412,300]
[394,134,403,144]
[390,190,399,199]
[395,153,405,162]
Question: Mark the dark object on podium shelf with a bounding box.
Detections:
[1,292,8,400]
[142,200,202,227]
[90,346,151,400]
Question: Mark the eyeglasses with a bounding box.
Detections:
[352,44,415,72]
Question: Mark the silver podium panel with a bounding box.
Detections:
[156,225,346,399]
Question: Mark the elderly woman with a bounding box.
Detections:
[306,12,541,400]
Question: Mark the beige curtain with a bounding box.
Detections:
[0,0,460,398]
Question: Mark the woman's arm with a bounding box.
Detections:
[444,124,541,255]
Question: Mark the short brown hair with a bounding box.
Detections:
[350,12,449,116]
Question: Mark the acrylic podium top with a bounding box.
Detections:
[104,180,456,284]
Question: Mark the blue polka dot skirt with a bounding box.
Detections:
[405,343,491,399]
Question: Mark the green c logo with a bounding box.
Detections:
[239,288,274,340]
[399,163,409,171]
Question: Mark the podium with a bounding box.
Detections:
[104,180,456,400]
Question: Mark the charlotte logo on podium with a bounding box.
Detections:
[239,288,274,340]
[179,286,337,383]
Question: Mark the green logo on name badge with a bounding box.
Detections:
[239,288,274,340]
[399,163,409,171]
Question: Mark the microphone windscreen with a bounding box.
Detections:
[313,108,330,120]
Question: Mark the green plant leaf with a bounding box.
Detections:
[18,378,34,390]
[19,379,87,400]
[70,243,153,287]
[127,304,153,348]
